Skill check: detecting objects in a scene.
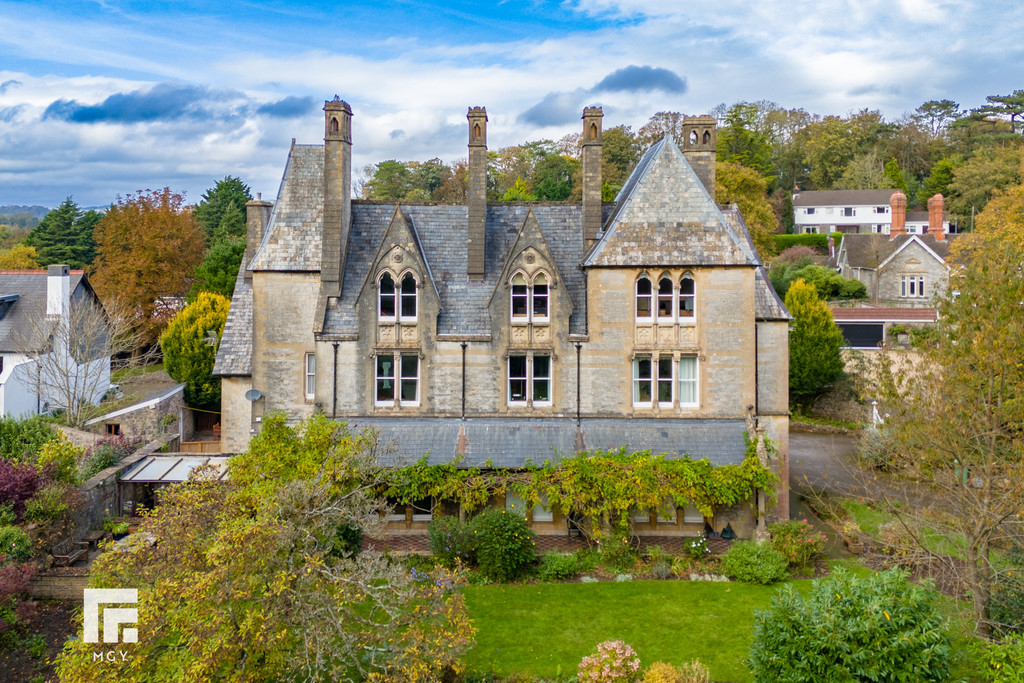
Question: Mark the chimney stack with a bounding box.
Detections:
[889,190,907,238]
[467,107,488,280]
[322,97,353,299]
[582,106,604,248]
[46,264,70,318]
[927,193,945,241]
[681,116,717,195]
[245,193,273,280]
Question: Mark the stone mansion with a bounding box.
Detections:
[214,99,792,536]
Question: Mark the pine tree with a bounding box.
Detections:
[193,177,252,242]
[24,197,98,269]
[785,278,845,405]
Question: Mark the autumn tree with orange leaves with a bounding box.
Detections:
[91,188,204,345]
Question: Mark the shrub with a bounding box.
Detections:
[161,292,230,409]
[578,640,642,683]
[0,526,33,562]
[36,432,84,485]
[971,633,1024,683]
[642,661,682,683]
[748,567,950,682]
[0,504,15,527]
[0,460,41,519]
[670,555,691,577]
[24,484,69,522]
[601,536,639,571]
[769,519,826,571]
[651,560,672,580]
[989,544,1024,636]
[721,540,789,584]
[474,508,536,582]
[686,534,709,560]
[539,552,579,581]
[331,521,363,558]
[79,435,144,481]
[428,514,478,568]
[0,416,55,464]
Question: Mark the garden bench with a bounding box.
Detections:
[51,538,89,567]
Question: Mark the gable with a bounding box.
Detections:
[487,209,571,316]
[585,138,757,268]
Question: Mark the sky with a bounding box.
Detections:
[1,0,1022,209]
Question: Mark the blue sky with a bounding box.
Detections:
[1,0,1022,208]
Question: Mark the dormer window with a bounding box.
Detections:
[510,271,550,322]
[400,273,417,321]
[379,273,396,320]
[635,276,653,321]
[679,274,695,320]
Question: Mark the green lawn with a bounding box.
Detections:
[463,578,814,682]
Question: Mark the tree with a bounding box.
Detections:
[882,157,909,193]
[946,144,1024,219]
[602,125,641,192]
[715,161,778,259]
[920,157,961,201]
[869,223,1024,636]
[977,90,1024,135]
[785,278,844,406]
[23,198,99,269]
[748,568,950,681]
[636,111,686,149]
[499,177,536,201]
[915,99,961,138]
[0,244,40,270]
[92,188,205,346]
[55,413,475,682]
[160,292,229,409]
[192,176,252,242]
[532,154,577,200]
[365,160,414,200]
[24,297,148,428]
[835,149,885,190]
[189,236,246,300]
[716,102,774,175]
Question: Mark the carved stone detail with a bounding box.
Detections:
[533,325,549,343]
[636,326,652,345]
[679,326,695,344]
[378,325,394,344]
[401,325,416,342]
[658,326,674,345]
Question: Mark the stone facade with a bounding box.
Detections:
[835,233,954,306]
[214,100,792,534]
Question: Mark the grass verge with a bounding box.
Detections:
[463,578,815,682]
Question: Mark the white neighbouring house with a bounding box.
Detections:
[0,266,111,418]
[793,189,952,235]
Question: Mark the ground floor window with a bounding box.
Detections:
[901,275,925,298]
[634,355,698,409]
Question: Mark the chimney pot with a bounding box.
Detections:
[889,190,907,238]
[928,193,945,241]
[46,264,70,317]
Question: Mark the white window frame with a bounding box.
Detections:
[510,272,529,321]
[806,207,815,215]
[304,352,316,400]
[901,275,926,298]
[875,206,888,214]
[378,272,396,321]
[678,355,699,408]
[657,355,674,408]
[842,207,854,217]
[375,353,420,407]
[532,273,549,322]
[633,355,653,406]
[507,353,552,407]
[657,275,674,322]
[635,276,653,322]
[678,273,696,324]
[399,272,418,322]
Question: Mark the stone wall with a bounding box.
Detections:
[877,240,949,303]
[78,436,173,530]
[29,574,88,601]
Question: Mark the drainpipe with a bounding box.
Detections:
[460,342,467,419]
[332,342,339,418]
[574,341,582,427]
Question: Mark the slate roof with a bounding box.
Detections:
[831,307,937,322]
[212,263,252,376]
[585,137,758,268]
[839,233,954,270]
[0,270,88,353]
[346,416,748,468]
[721,207,791,322]
[793,189,897,207]
[250,144,323,272]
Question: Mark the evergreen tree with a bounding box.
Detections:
[189,236,246,301]
[24,197,98,269]
[785,278,845,406]
[882,157,908,194]
[160,292,230,409]
[499,177,536,201]
[193,176,252,242]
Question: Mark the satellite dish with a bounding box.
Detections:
[244,389,263,402]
